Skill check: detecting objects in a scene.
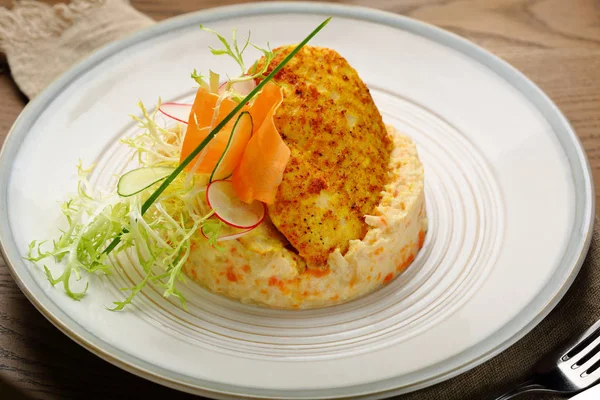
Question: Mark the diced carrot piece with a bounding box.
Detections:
[232,83,290,204]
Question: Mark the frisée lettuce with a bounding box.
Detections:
[27,101,223,310]
[24,18,332,310]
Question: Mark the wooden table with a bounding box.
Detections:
[0,0,598,399]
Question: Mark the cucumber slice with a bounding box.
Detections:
[117,166,175,197]
[209,111,253,182]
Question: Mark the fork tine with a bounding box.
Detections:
[577,349,600,378]
[567,335,600,369]
[562,320,600,361]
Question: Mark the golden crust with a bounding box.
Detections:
[254,45,393,266]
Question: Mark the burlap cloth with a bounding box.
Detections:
[0,1,597,399]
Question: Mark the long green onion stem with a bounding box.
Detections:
[102,17,331,256]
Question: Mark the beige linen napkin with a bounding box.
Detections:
[0,0,153,98]
[0,1,597,399]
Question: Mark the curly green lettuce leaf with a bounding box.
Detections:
[197,25,279,102]
[202,218,226,251]
[190,69,209,90]
[27,101,214,309]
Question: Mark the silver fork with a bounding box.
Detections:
[492,319,600,399]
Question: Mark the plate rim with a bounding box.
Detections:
[0,2,594,399]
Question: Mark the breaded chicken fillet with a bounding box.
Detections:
[253,45,393,267]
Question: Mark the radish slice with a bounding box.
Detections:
[158,103,193,124]
[206,180,266,229]
[218,80,256,97]
[117,166,175,197]
[200,224,252,242]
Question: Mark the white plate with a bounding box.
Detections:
[0,3,594,399]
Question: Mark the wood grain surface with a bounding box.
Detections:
[0,0,598,399]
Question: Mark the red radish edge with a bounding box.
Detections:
[200,225,252,242]
[212,202,266,230]
[206,180,266,230]
[200,226,210,240]
[158,102,193,124]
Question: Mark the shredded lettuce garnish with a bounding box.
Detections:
[26,161,124,300]
[202,219,225,251]
[194,25,279,102]
[190,69,209,90]
[26,18,331,310]
[27,103,219,309]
